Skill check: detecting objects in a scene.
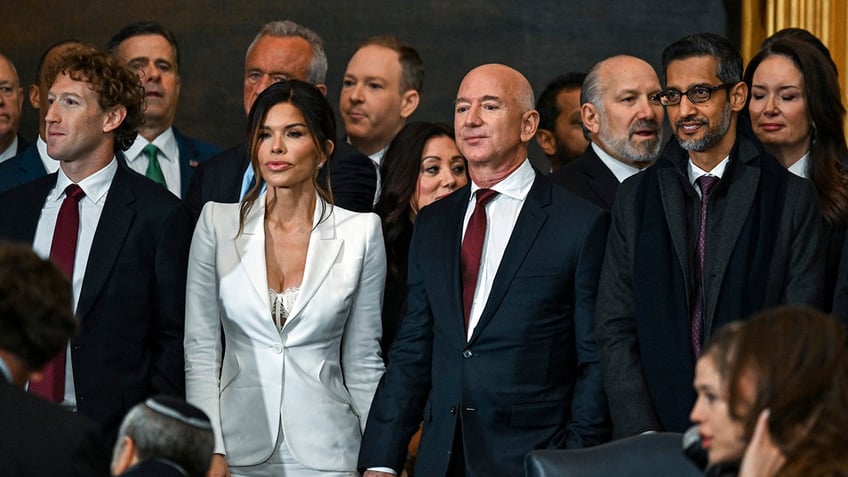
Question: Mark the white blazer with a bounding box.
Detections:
[185,196,386,471]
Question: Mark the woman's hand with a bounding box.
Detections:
[206,454,231,477]
[739,409,786,477]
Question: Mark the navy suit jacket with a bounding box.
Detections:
[0,369,110,476]
[172,127,219,197]
[359,171,611,476]
[184,139,376,218]
[0,163,192,437]
[551,145,619,211]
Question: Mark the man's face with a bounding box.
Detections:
[454,65,535,171]
[0,56,23,146]
[243,35,313,115]
[665,56,734,153]
[116,34,180,129]
[593,57,664,165]
[30,42,81,139]
[551,87,587,165]
[340,45,413,155]
[45,73,113,163]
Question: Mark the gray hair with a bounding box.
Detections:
[245,20,328,84]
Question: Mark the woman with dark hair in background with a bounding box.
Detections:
[185,80,385,476]
[374,121,467,357]
[690,306,848,477]
[744,37,848,312]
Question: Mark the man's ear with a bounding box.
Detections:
[314,83,328,96]
[110,436,137,476]
[535,129,557,156]
[520,110,540,143]
[581,103,600,135]
[28,84,40,109]
[399,89,420,119]
[102,105,127,134]
[729,81,748,113]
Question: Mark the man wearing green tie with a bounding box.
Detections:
[108,21,219,198]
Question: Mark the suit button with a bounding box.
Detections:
[272,344,283,354]
[450,406,457,415]
[462,349,472,358]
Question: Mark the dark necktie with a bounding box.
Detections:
[461,189,498,331]
[143,144,167,188]
[691,175,719,358]
[29,184,85,402]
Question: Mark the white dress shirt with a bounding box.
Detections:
[463,158,535,340]
[31,159,117,409]
[592,142,644,183]
[369,146,388,205]
[124,127,181,197]
[36,136,61,174]
[0,136,18,163]
[688,155,730,198]
[787,152,810,179]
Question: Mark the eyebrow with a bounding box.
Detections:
[454,95,503,104]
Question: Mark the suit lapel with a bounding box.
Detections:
[468,174,548,343]
[235,197,271,309]
[657,167,692,295]
[286,200,342,326]
[429,187,469,342]
[584,149,619,209]
[76,167,135,319]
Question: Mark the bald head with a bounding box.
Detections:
[0,53,23,153]
[454,64,539,186]
[581,55,664,167]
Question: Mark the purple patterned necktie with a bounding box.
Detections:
[461,189,498,332]
[691,175,719,358]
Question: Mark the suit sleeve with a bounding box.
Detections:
[341,212,387,431]
[151,201,193,397]
[184,202,227,454]
[595,186,661,437]
[784,179,825,308]
[566,209,611,447]
[358,217,434,473]
[69,419,111,477]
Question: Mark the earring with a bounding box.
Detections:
[317,161,325,169]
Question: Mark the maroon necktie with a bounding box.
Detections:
[29,184,84,402]
[461,189,498,331]
[691,175,719,358]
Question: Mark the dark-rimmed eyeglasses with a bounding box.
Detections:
[654,83,735,106]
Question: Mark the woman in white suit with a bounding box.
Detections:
[185,81,386,476]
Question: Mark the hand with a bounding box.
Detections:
[739,409,786,477]
[206,454,231,477]
[363,472,395,477]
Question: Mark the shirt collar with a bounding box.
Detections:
[37,136,60,173]
[787,151,810,179]
[591,142,644,183]
[0,356,11,383]
[688,155,730,186]
[50,158,118,204]
[469,158,535,202]
[0,136,18,162]
[124,127,178,164]
[369,146,388,167]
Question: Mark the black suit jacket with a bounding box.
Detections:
[359,171,611,476]
[551,145,619,210]
[184,139,376,217]
[0,163,191,436]
[0,374,110,476]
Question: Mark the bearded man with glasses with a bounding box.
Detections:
[595,32,825,438]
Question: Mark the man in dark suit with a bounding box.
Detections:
[359,64,610,476]
[0,46,190,438]
[0,40,84,192]
[552,56,664,210]
[597,33,824,438]
[185,20,375,216]
[0,243,109,476]
[0,53,27,163]
[535,72,588,172]
[108,22,219,198]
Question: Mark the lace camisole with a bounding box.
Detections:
[268,287,299,332]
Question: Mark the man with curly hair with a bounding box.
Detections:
[0,46,192,440]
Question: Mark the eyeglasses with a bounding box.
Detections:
[656,83,735,106]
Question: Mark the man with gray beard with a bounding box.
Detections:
[595,33,824,437]
[552,55,664,210]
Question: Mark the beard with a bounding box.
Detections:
[675,101,732,152]
[599,118,663,164]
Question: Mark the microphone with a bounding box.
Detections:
[682,424,708,470]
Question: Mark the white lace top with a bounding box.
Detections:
[269,287,299,332]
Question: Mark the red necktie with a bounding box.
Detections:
[461,189,498,331]
[691,175,719,358]
[29,184,84,402]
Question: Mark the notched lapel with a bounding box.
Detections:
[469,176,549,343]
[658,168,691,290]
[236,200,271,307]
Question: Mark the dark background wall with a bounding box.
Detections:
[3,1,729,169]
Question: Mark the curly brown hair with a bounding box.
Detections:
[45,45,145,153]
